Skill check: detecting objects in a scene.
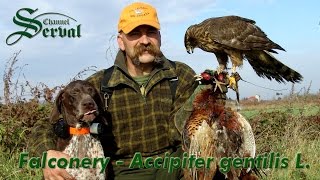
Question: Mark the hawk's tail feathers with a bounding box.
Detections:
[245,50,303,83]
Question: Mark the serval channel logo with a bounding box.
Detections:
[6,8,81,46]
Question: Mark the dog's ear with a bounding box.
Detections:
[100,114,109,126]
[93,92,109,126]
[50,90,64,124]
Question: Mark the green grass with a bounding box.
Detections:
[0,147,43,180]
[239,98,320,179]
[241,103,320,119]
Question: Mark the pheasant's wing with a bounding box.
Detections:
[236,113,256,159]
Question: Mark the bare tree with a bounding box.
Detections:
[3,50,21,104]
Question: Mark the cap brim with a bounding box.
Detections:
[120,20,160,34]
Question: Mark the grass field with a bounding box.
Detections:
[239,95,320,179]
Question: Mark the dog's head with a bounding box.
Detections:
[50,80,107,127]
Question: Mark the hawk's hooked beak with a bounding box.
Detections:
[187,47,194,54]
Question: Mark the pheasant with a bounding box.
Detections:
[182,70,257,180]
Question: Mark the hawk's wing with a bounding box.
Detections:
[197,16,285,51]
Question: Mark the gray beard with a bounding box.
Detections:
[132,56,163,66]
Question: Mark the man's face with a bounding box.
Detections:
[118,25,162,65]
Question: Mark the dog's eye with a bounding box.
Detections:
[69,96,75,102]
[87,87,94,93]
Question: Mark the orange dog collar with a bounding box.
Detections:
[69,127,90,135]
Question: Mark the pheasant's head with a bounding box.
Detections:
[195,69,230,95]
[194,69,216,84]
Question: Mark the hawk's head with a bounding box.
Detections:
[184,25,198,54]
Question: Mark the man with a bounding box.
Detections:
[29,2,198,180]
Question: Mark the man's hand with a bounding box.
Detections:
[43,150,75,180]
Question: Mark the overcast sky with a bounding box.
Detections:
[1,0,319,100]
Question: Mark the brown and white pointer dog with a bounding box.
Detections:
[50,80,107,180]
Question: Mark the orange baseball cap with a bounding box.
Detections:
[118,2,160,34]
